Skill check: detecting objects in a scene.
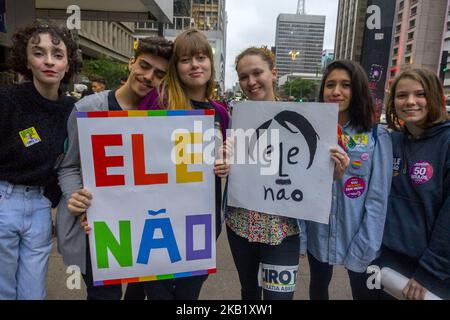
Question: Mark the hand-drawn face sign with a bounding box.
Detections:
[248,110,320,203]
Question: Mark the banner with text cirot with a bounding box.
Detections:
[77,110,216,285]
[360,0,396,120]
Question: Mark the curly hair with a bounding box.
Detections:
[134,36,173,61]
[235,46,276,71]
[8,21,82,83]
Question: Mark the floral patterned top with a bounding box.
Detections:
[225,206,299,245]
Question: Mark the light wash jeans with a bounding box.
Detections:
[0,181,53,300]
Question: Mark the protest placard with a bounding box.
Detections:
[227,101,338,224]
[77,110,216,285]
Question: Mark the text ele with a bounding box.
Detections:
[91,132,203,187]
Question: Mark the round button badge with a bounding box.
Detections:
[409,161,434,185]
[344,177,366,198]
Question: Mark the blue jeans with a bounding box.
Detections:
[0,181,53,299]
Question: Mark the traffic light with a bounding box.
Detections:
[440,50,448,82]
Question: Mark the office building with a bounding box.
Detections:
[334,0,368,62]
[274,13,325,79]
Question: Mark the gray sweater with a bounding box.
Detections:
[56,91,111,274]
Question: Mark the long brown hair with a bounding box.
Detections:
[319,60,375,133]
[160,29,216,110]
[386,67,448,131]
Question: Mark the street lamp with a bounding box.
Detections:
[289,50,300,60]
[288,50,300,99]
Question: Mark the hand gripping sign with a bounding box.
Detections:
[77,110,216,285]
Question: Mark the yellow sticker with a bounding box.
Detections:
[352,134,369,146]
[19,127,42,147]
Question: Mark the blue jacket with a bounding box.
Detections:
[383,120,450,283]
[301,123,393,272]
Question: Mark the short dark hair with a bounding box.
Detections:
[319,60,375,132]
[386,66,449,130]
[134,36,173,61]
[8,21,82,83]
[90,75,106,85]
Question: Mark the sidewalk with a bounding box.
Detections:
[45,228,352,300]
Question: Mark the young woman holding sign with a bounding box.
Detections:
[69,29,229,301]
[303,60,393,300]
[224,47,349,300]
[0,22,81,299]
[59,36,173,300]
[137,28,230,300]
[375,67,450,300]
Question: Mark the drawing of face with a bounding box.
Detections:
[249,110,320,182]
[264,139,300,186]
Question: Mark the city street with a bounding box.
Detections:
[2,0,447,302]
[45,225,353,300]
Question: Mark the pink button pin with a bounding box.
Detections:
[361,153,369,161]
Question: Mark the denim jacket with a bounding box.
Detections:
[301,123,393,272]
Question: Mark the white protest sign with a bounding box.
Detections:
[227,101,338,224]
[77,110,216,285]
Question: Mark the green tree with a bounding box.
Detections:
[283,78,317,101]
[82,57,128,89]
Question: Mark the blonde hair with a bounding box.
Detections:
[160,29,216,110]
[235,46,278,100]
[386,66,448,131]
[235,46,276,71]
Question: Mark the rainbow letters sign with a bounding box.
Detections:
[77,110,216,285]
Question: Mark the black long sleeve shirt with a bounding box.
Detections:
[0,82,74,202]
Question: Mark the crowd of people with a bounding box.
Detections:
[0,21,448,301]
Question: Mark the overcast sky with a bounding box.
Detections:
[224,0,338,90]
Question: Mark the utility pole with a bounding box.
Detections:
[440,50,448,83]
[288,50,300,98]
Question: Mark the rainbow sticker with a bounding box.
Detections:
[94,268,216,286]
[351,161,362,169]
[76,109,215,118]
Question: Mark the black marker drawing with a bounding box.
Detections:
[247,110,320,202]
